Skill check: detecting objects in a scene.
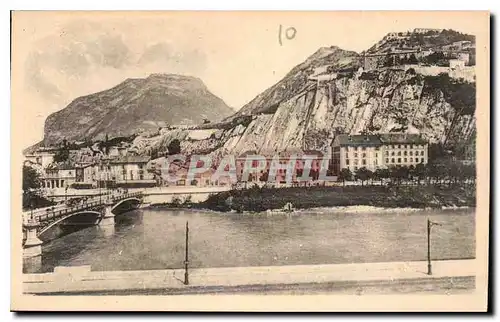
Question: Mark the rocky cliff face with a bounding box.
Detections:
[42,74,234,146]
[134,50,475,158]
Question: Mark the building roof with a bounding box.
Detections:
[335,134,382,146]
[335,133,427,146]
[46,161,76,170]
[378,133,427,145]
[109,155,151,164]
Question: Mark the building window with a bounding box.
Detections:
[391,152,395,156]
[404,158,407,162]
[375,153,378,158]
[354,153,358,158]
[421,151,425,156]
[397,158,401,163]
[362,147,366,151]
[374,159,378,165]
[415,157,419,163]
[386,158,389,163]
[404,145,408,149]
[391,158,395,163]
[398,145,401,149]
[404,151,407,156]
[362,153,366,158]
[397,151,401,156]
[375,147,380,151]
[354,159,359,165]
[385,151,389,156]
[346,159,350,165]
[410,158,413,162]
[410,151,413,156]
[354,166,358,171]
[362,159,366,165]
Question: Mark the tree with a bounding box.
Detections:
[414,163,426,185]
[408,165,416,183]
[389,166,400,185]
[23,165,41,192]
[22,165,53,210]
[355,167,372,186]
[448,162,461,186]
[53,147,69,163]
[398,165,410,185]
[338,168,352,187]
[167,139,181,155]
[408,53,418,64]
[374,168,387,185]
[462,163,476,186]
[377,168,390,185]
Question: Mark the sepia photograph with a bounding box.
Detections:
[10,10,490,311]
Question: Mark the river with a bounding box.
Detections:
[23,207,475,274]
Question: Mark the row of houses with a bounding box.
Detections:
[24,149,156,189]
[25,133,476,188]
[150,134,431,185]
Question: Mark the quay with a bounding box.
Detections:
[23,259,476,295]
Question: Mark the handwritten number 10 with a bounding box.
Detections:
[278,25,297,46]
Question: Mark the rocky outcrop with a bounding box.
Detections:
[134,66,475,157]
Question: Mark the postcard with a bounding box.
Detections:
[11,10,489,311]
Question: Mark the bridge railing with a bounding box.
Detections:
[29,200,104,223]
[24,191,144,224]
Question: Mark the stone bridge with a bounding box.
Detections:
[22,192,144,258]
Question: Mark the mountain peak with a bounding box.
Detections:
[42,74,233,145]
[146,73,200,81]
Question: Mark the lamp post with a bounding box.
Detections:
[184,221,189,285]
[99,173,102,204]
[30,198,34,221]
[427,218,442,275]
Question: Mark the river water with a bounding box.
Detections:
[23,207,475,274]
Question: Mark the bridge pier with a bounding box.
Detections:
[23,226,43,258]
[100,205,115,226]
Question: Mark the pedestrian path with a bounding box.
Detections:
[23,259,476,294]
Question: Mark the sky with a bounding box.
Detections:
[11,11,484,149]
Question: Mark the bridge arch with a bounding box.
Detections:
[111,197,142,214]
[37,210,102,238]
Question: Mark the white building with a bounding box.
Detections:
[413,28,443,34]
[24,150,56,169]
[450,59,466,69]
[332,134,429,174]
[100,155,155,186]
[42,163,77,189]
[75,163,99,185]
[457,52,470,64]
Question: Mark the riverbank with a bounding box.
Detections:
[23,259,476,296]
[194,184,475,212]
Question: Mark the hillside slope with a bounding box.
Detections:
[42,74,234,146]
